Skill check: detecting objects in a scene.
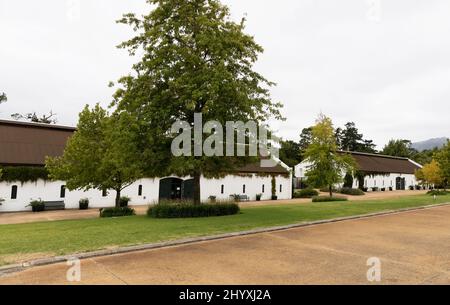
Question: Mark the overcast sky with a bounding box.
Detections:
[1,0,449,149]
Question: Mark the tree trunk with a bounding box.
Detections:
[115,189,121,208]
[329,185,333,198]
[193,172,201,205]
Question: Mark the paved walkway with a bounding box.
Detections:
[0,190,428,225]
[1,204,448,284]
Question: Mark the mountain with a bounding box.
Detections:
[412,137,448,152]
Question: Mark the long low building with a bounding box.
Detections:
[295,151,422,191]
[0,120,292,212]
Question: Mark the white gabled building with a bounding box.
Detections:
[295,151,423,191]
[0,120,292,213]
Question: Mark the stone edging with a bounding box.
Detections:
[1,202,449,277]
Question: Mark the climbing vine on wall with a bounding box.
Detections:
[0,166,49,183]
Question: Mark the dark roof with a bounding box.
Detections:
[0,120,290,174]
[0,120,75,166]
[339,151,421,174]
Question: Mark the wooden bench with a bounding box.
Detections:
[231,195,250,202]
[44,201,65,211]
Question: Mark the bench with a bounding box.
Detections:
[230,195,250,202]
[44,201,65,211]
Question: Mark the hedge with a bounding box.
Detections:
[339,187,365,196]
[100,207,136,218]
[427,190,449,196]
[294,188,319,198]
[312,196,348,203]
[147,203,240,219]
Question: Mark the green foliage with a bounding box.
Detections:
[0,166,49,183]
[294,188,319,198]
[27,199,45,212]
[427,190,449,196]
[279,140,302,168]
[100,207,136,218]
[113,0,283,204]
[147,202,240,219]
[11,111,57,124]
[46,105,143,207]
[0,92,7,104]
[304,114,356,197]
[382,139,417,158]
[312,196,348,202]
[343,172,354,188]
[79,198,89,210]
[434,140,450,188]
[119,196,131,207]
[339,187,365,196]
[336,122,376,153]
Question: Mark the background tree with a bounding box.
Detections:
[381,139,417,158]
[11,111,57,124]
[304,114,355,197]
[113,0,283,204]
[46,105,143,207]
[434,140,450,189]
[279,140,302,168]
[0,92,7,104]
[337,122,377,153]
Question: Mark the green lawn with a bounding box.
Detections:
[0,194,449,266]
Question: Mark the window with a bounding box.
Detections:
[11,185,18,199]
[374,181,377,186]
[243,185,246,194]
[262,185,265,193]
[60,185,66,198]
[280,184,282,193]
[221,185,224,194]
[138,185,143,196]
[102,189,108,197]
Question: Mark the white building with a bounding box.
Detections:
[295,151,422,191]
[0,120,292,212]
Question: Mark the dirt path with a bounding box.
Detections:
[1,204,449,285]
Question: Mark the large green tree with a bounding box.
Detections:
[304,114,355,197]
[336,122,376,153]
[279,140,302,168]
[434,140,450,189]
[382,139,417,158]
[46,105,143,207]
[113,0,283,204]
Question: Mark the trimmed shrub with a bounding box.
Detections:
[100,207,136,218]
[312,196,348,203]
[427,190,449,196]
[381,188,386,192]
[371,187,379,192]
[294,188,319,198]
[362,187,369,192]
[79,198,89,210]
[147,203,240,219]
[256,194,262,201]
[119,196,131,207]
[339,187,365,196]
[28,199,45,212]
[389,187,393,191]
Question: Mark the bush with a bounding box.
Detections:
[312,196,348,202]
[79,198,89,210]
[339,187,365,196]
[100,207,136,218]
[389,187,393,191]
[27,199,45,212]
[362,187,369,192]
[380,188,386,192]
[256,194,262,201]
[208,196,217,203]
[409,186,414,191]
[119,196,131,207]
[294,188,319,198]
[427,190,449,196]
[147,202,240,219]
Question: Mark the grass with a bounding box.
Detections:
[0,194,449,266]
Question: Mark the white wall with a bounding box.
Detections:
[0,174,292,213]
